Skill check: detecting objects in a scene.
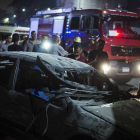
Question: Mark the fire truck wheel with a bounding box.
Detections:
[112,78,132,85]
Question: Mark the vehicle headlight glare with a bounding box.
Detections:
[138,65,140,71]
[102,64,110,71]
[42,42,51,50]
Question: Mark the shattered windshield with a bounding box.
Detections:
[103,16,140,39]
[14,57,135,103]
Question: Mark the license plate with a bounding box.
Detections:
[122,67,130,72]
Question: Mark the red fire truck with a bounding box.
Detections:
[30,4,140,84]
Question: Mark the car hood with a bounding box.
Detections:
[82,99,140,137]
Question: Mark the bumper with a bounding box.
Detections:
[105,60,140,78]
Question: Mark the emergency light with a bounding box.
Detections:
[118,4,121,9]
[116,4,122,12]
[116,32,120,36]
[109,30,120,37]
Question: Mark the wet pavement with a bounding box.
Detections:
[111,78,140,96]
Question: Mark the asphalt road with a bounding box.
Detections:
[110,78,140,95]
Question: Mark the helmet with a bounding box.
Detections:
[74,36,81,43]
[91,40,95,44]
[23,35,27,39]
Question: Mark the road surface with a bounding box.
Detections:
[111,78,140,95]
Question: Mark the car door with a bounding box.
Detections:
[13,60,52,137]
[0,57,49,139]
[0,57,25,137]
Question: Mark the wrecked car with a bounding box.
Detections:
[0,52,140,140]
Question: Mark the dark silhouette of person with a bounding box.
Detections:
[8,33,23,51]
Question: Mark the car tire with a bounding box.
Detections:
[112,78,132,85]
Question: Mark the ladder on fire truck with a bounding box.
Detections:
[35,8,72,16]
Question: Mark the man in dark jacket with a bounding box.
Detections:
[88,38,109,71]
[8,33,23,51]
[87,38,109,90]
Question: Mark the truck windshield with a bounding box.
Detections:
[103,16,140,39]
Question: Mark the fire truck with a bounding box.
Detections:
[30,3,140,84]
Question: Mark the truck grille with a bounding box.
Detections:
[111,45,140,57]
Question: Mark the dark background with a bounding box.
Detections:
[1,0,140,26]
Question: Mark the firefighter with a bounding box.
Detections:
[68,44,87,63]
[88,38,109,70]
[68,36,81,53]
[87,38,109,90]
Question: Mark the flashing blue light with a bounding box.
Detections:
[69,31,71,33]
[66,31,69,33]
[79,33,81,35]
[66,25,69,27]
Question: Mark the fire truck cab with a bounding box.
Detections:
[30,5,140,84]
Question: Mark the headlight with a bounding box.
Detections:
[42,41,51,50]
[102,64,110,74]
[138,65,140,71]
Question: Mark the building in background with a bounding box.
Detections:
[57,0,128,9]
[57,0,140,12]
[127,0,140,12]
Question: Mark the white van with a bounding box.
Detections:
[0,25,30,41]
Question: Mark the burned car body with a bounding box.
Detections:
[0,52,140,140]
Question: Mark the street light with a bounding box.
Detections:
[3,18,9,23]
[22,9,26,12]
[47,7,51,11]
[13,15,16,17]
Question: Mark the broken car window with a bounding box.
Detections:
[0,58,15,87]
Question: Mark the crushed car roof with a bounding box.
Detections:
[0,52,92,70]
[0,52,116,91]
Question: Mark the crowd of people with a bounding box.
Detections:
[0,31,109,77]
[0,31,110,90]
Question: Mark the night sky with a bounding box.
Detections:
[0,0,13,13]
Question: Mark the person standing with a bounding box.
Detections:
[8,33,23,51]
[68,36,81,53]
[51,35,68,56]
[88,38,109,71]
[33,34,50,53]
[21,35,28,47]
[24,31,39,52]
[87,38,109,90]
[1,35,12,51]
[68,44,87,63]
[0,34,6,51]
